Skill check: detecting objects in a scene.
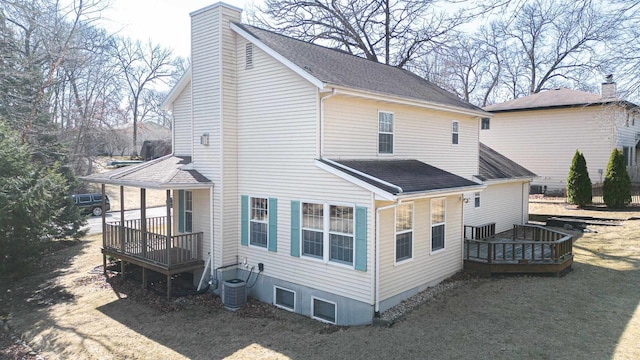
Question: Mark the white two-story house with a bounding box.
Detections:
[84,2,535,325]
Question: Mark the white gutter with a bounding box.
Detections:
[375,200,401,314]
[395,184,486,201]
[319,89,336,158]
[331,87,491,119]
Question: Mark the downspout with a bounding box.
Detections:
[319,89,336,158]
[210,185,215,280]
[375,199,401,315]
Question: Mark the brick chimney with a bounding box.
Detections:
[601,74,617,99]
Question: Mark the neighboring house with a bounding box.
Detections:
[482,78,640,194]
[83,2,534,325]
[103,121,172,156]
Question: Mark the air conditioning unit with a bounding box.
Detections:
[222,279,247,311]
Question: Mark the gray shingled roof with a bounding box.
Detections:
[235,23,483,113]
[483,88,635,112]
[477,143,536,181]
[320,159,482,195]
[82,155,211,189]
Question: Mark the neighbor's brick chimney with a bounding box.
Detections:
[601,74,617,99]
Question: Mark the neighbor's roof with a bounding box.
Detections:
[477,143,536,182]
[233,24,484,114]
[81,155,211,189]
[483,88,638,112]
[318,159,483,197]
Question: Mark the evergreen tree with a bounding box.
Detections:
[566,150,592,207]
[603,148,632,208]
[0,123,85,274]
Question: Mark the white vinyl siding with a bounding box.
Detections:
[236,37,373,304]
[480,106,620,191]
[171,80,192,156]
[323,96,478,178]
[464,182,530,234]
[378,196,463,311]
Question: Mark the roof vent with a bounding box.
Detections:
[245,43,253,69]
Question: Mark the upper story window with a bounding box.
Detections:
[395,203,413,263]
[378,111,394,154]
[245,43,253,69]
[474,192,481,208]
[452,121,459,144]
[481,117,490,130]
[250,197,268,247]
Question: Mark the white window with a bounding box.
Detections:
[185,191,193,233]
[481,117,490,130]
[431,198,446,252]
[245,43,253,69]
[623,146,634,166]
[474,192,481,208]
[312,297,337,324]
[250,197,268,247]
[274,286,295,311]
[395,203,413,262]
[378,111,394,154]
[302,203,354,265]
[452,121,459,144]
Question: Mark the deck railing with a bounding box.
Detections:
[104,220,202,268]
[464,222,496,240]
[465,224,572,264]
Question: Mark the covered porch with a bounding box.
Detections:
[464,223,573,276]
[81,155,212,299]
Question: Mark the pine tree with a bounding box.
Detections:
[566,150,592,207]
[603,148,632,208]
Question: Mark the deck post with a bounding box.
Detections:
[103,254,107,275]
[121,260,126,280]
[141,188,147,258]
[167,274,172,300]
[142,268,147,289]
[101,183,107,248]
[120,186,125,253]
[166,190,172,267]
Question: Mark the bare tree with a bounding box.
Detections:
[254,0,507,68]
[111,38,174,156]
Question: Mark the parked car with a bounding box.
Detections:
[73,193,110,216]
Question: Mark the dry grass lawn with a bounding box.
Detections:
[1,202,639,359]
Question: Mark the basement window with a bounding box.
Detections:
[312,297,337,324]
[245,43,253,69]
[274,286,295,311]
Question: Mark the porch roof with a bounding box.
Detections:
[81,155,212,189]
[318,158,484,198]
[476,143,537,182]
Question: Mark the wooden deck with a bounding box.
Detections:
[102,217,205,298]
[464,224,573,276]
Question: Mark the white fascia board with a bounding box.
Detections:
[315,160,396,201]
[230,23,326,90]
[331,86,491,118]
[472,176,537,185]
[80,177,212,190]
[321,158,402,193]
[160,67,192,111]
[396,184,487,201]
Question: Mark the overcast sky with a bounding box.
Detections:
[100,0,258,58]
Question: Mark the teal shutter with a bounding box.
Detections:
[290,201,300,257]
[268,198,278,252]
[178,190,185,233]
[241,195,249,246]
[354,206,367,271]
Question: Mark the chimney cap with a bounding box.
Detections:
[605,74,614,83]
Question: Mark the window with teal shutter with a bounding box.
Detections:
[178,190,185,233]
[354,206,367,271]
[290,201,300,257]
[268,198,277,252]
[240,195,249,246]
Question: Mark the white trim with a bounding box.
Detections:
[300,201,325,261]
[394,202,414,265]
[378,110,394,155]
[248,196,269,249]
[430,198,446,254]
[190,2,242,17]
[273,286,296,312]
[160,67,192,110]
[451,120,459,145]
[472,176,536,185]
[311,296,337,324]
[332,87,491,118]
[230,23,326,90]
[314,160,396,201]
[395,184,486,200]
[299,201,356,267]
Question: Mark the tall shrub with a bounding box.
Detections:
[603,148,631,208]
[567,150,592,207]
